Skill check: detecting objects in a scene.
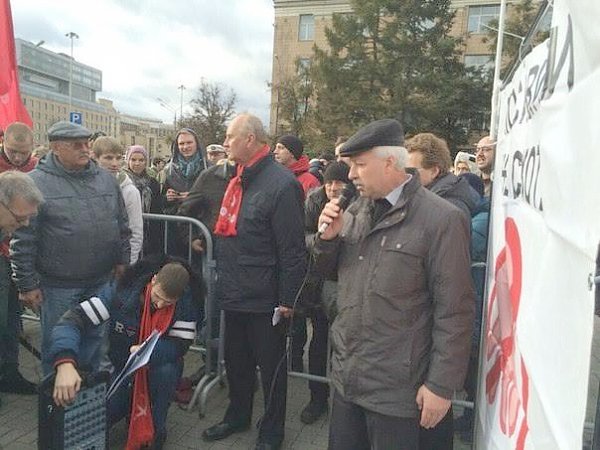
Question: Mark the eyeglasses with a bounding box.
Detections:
[1,202,35,225]
[475,146,495,154]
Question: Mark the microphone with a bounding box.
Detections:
[317,184,355,235]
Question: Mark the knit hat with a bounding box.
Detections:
[277,135,304,160]
[323,161,350,184]
[126,145,148,162]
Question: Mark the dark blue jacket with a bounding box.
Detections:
[215,154,307,312]
[49,273,198,372]
[10,153,131,291]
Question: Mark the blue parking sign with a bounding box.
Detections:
[70,112,82,124]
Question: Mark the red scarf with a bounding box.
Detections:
[126,282,175,450]
[213,145,270,237]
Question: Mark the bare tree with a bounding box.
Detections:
[179,81,237,146]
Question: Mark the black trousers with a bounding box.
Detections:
[418,407,454,450]
[329,390,419,450]
[291,307,330,403]
[223,310,287,445]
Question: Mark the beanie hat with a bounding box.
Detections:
[126,145,148,162]
[323,161,350,184]
[277,135,304,160]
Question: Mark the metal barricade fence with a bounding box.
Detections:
[141,213,225,417]
[21,213,226,418]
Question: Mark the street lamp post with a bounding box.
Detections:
[178,85,186,120]
[65,32,79,117]
[156,97,177,130]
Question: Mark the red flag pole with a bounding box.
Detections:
[0,0,33,129]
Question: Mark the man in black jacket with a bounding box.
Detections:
[202,114,306,450]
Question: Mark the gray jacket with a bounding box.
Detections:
[10,153,131,291]
[314,173,475,418]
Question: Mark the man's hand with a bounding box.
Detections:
[317,198,345,241]
[191,239,204,253]
[19,288,43,312]
[278,306,293,319]
[416,384,451,429]
[166,188,179,202]
[53,362,82,407]
[113,264,126,281]
[130,344,141,354]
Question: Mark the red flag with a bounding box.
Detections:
[0,0,32,130]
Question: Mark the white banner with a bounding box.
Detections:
[476,1,600,449]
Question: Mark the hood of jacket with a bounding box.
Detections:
[428,172,479,216]
[288,155,310,176]
[170,128,208,170]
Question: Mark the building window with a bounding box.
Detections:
[468,5,500,33]
[298,14,315,41]
[131,136,135,145]
[464,54,494,72]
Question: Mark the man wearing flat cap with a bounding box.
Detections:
[10,121,131,374]
[315,119,475,449]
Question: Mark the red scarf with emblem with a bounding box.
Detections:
[213,145,270,237]
[125,282,175,450]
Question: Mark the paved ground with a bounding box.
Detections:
[0,318,478,449]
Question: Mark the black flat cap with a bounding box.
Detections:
[48,121,92,142]
[340,119,404,157]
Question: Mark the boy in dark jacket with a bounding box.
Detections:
[49,258,199,450]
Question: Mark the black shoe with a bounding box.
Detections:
[0,371,37,395]
[202,422,249,441]
[300,400,328,424]
[255,441,282,450]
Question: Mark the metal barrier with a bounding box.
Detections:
[141,213,225,416]
[21,213,225,417]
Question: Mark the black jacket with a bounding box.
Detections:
[215,154,307,312]
[428,172,480,220]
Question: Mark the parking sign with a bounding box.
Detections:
[69,112,82,124]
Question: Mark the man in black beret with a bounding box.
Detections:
[315,118,475,449]
[10,120,131,374]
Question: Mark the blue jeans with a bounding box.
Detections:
[40,281,108,375]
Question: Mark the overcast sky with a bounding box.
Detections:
[11,0,275,125]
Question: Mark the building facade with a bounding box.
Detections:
[270,0,517,134]
[15,38,173,154]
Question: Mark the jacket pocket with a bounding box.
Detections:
[372,238,427,305]
[237,255,277,299]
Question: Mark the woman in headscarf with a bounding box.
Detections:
[125,145,163,256]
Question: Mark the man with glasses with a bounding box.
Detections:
[10,121,131,374]
[0,123,39,396]
[0,172,43,406]
[475,136,496,198]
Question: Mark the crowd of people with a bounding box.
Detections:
[0,115,498,450]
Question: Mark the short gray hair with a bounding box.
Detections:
[373,146,408,170]
[0,171,44,206]
[236,113,268,145]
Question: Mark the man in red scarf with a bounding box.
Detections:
[274,134,320,197]
[203,114,307,450]
[49,259,198,450]
[0,123,38,398]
